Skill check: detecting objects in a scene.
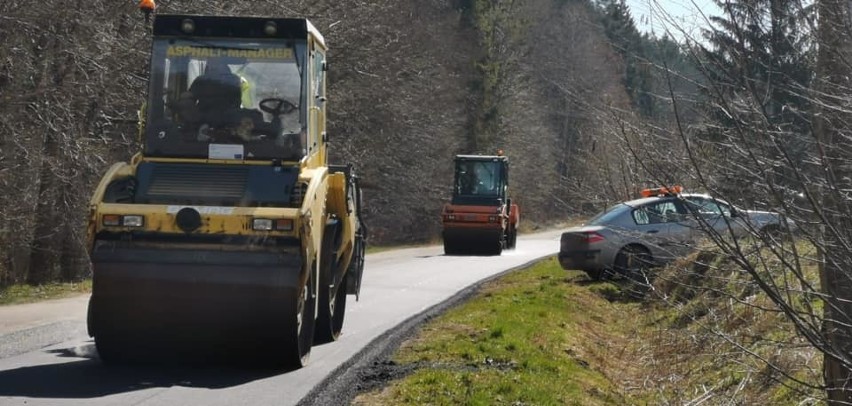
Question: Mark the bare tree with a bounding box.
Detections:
[581,0,852,400]
[814,0,852,400]
[5,0,628,285]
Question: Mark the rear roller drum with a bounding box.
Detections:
[281,258,317,368]
[315,272,348,344]
[492,236,504,256]
[443,239,460,256]
[315,222,348,344]
[443,232,463,255]
[507,226,517,250]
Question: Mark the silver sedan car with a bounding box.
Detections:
[558,192,788,281]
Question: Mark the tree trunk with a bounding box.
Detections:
[27,127,61,285]
[815,0,852,401]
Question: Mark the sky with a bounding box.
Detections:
[625,0,723,41]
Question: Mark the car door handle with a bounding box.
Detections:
[646,230,659,234]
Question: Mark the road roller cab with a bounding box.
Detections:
[86,15,366,367]
[441,153,519,255]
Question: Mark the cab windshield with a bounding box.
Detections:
[144,38,307,160]
[455,161,504,198]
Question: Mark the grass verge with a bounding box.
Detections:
[353,244,823,405]
[353,257,643,405]
[0,280,92,306]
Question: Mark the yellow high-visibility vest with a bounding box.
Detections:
[240,76,254,108]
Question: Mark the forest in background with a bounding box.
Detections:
[0,0,690,285]
[7,0,852,402]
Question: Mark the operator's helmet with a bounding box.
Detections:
[205,58,232,75]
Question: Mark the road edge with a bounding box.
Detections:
[297,255,555,406]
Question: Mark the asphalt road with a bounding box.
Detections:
[0,231,560,406]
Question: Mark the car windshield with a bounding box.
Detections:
[587,203,625,225]
[144,38,307,160]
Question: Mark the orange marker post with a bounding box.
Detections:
[139,0,156,22]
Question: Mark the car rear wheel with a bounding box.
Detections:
[759,224,791,244]
[614,245,653,297]
[584,269,604,281]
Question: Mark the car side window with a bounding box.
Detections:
[685,197,731,217]
[633,201,681,225]
[633,208,650,225]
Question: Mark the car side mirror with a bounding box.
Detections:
[729,208,739,217]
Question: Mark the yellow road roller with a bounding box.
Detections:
[86,14,366,368]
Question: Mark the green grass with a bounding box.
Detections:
[354,258,639,405]
[636,241,823,404]
[0,280,91,306]
[354,241,825,405]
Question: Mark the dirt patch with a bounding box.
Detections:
[353,360,421,395]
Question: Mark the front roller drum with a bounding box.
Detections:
[88,245,316,368]
[442,227,504,256]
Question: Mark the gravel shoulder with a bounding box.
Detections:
[0,294,89,359]
[0,294,89,336]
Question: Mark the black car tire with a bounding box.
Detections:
[614,245,654,297]
[584,269,603,281]
[759,224,791,243]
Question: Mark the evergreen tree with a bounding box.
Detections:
[598,0,656,116]
[700,0,813,124]
[596,0,702,121]
[696,0,815,195]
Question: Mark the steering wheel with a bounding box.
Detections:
[259,98,298,115]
